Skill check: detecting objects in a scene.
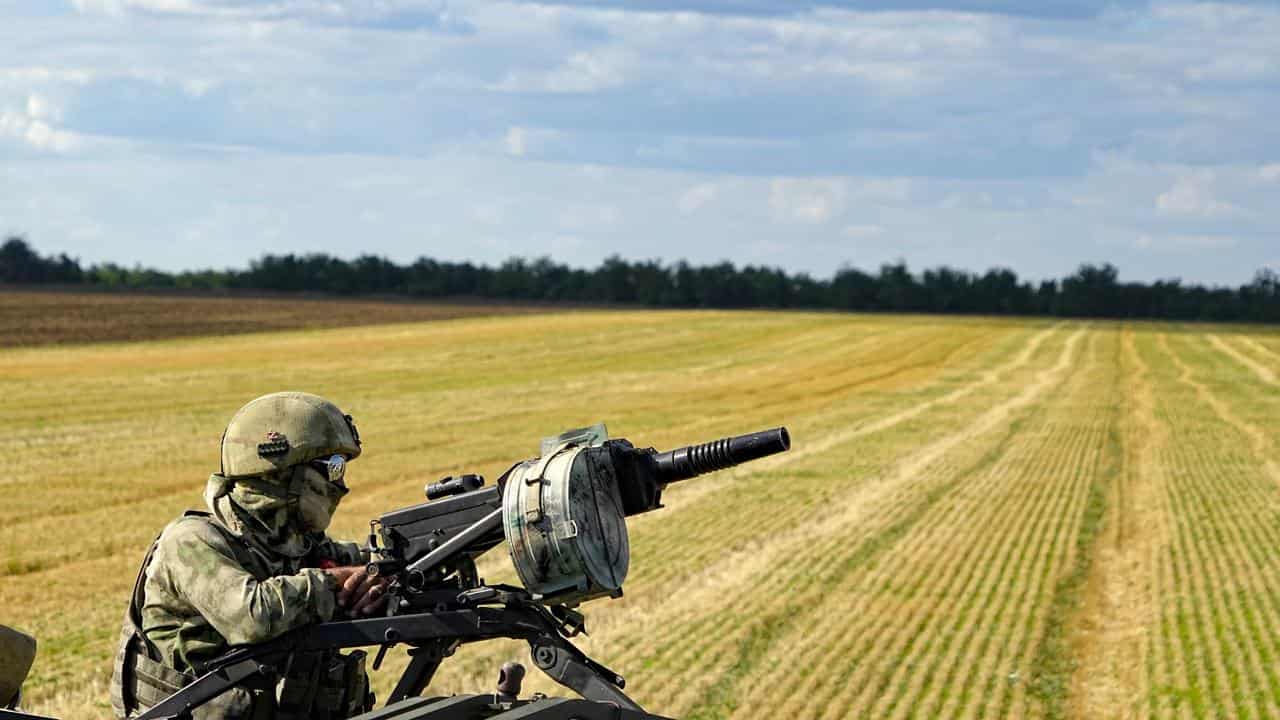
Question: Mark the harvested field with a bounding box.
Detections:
[0,288,546,347]
[3,309,1279,719]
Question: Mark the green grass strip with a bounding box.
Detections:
[1026,399,1120,717]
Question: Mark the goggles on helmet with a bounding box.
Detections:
[308,454,348,491]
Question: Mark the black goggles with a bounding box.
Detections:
[308,454,348,490]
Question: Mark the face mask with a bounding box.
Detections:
[293,464,347,533]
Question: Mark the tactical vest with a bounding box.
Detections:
[110,511,373,720]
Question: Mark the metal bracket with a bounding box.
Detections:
[524,444,568,524]
[387,642,450,705]
[133,598,647,720]
[528,637,643,713]
[135,656,278,720]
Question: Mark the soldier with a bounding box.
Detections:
[111,392,389,719]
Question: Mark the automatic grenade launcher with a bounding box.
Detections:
[371,423,792,610]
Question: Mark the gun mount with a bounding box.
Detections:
[132,425,790,720]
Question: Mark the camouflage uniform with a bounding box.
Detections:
[112,393,373,720]
[143,474,363,674]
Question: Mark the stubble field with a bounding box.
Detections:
[2,295,1278,719]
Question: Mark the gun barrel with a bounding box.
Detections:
[651,426,790,484]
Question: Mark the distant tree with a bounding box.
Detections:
[921,266,971,313]
[975,268,1030,314]
[3,236,1278,324]
[0,236,84,283]
[790,273,827,308]
[1059,263,1120,318]
[829,266,877,310]
[632,260,674,306]
[0,237,42,282]
[1241,268,1280,323]
[876,261,918,311]
[670,261,700,307]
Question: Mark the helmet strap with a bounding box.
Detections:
[218,428,228,476]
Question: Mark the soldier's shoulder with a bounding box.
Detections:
[156,512,237,554]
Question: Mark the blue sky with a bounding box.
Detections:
[1,1,1277,284]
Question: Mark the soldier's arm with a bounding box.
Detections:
[152,520,338,646]
[306,535,390,616]
[311,535,367,567]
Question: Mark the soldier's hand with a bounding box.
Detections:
[323,565,390,616]
[349,569,390,616]
[321,565,361,601]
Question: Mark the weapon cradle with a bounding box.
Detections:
[133,596,663,720]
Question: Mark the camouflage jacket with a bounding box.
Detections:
[113,473,372,719]
[139,512,364,674]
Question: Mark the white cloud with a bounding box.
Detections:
[769,178,846,224]
[181,77,217,98]
[71,0,197,16]
[1259,164,1280,183]
[677,183,718,214]
[851,178,912,204]
[1135,233,1238,250]
[493,51,628,94]
[1185,55,1275,83]
[1171,234,1237,249]
[0,110,80,153]
[1029,117,1076,149]
[1152,3,1279,30]
[842,224,884,239]
[529,231,588,257]
[559,204,620,231]
[0,67,95,85]
[671,10,1003,97]
[26,94,55,121]
[939,190,993,210]
[761,9,996,56]
[497,126,563,159]
[504,127,525,157]
[1155,173,1239,217]
[69,0,125,15]
[468,202,505,226]
[766,176,908,226]
[780,59,928,92]
[1069,194,1104,208]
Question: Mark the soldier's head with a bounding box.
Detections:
[219,391,362,533]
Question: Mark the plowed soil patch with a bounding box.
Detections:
[0,289,545,347]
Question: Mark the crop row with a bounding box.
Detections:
[1134,331,1280,719]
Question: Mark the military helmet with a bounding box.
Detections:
[221,392,361,479]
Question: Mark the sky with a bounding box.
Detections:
[1,0,1277,284]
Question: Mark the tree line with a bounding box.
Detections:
[2,236,1277,322]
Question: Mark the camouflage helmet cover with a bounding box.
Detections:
[220,391,361,479]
